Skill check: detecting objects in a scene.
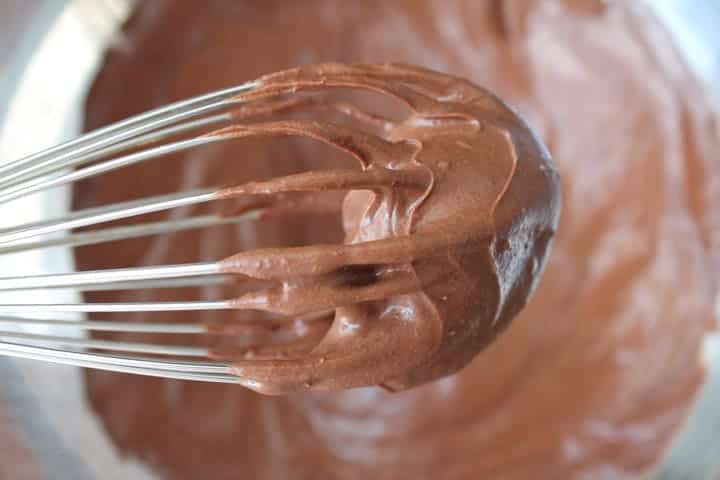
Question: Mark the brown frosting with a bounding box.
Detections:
[74,1,719,479]
[185,63,561,394]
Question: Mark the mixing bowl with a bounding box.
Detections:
[0,1,717,478]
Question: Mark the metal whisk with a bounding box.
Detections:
[0,63,559,392]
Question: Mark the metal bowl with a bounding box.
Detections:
[0,1,717,478]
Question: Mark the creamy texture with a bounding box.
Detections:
[74,1,720,479]
[187,63,560,394]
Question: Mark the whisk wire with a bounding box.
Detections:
[0,82,255,180]
[0,113,232,193]
[0,189,218,244]
[0,211,258,255]
[0,262,220,291]
[0,343,237,383]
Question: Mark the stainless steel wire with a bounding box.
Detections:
[0,81,260,383]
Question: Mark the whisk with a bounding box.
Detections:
[0,63,560,393]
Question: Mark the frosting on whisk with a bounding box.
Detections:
[198,64,560,393]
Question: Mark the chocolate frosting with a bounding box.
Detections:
[74,1,719,478]
[182,63,560,393]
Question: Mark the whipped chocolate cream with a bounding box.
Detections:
[183,63,561,394]
[74,1,719,478]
